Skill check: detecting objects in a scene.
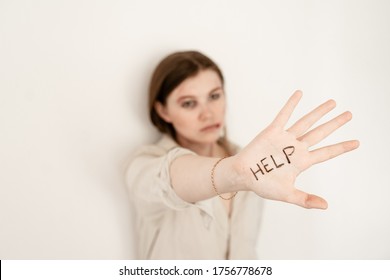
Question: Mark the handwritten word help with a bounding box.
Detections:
[249,146,295,181]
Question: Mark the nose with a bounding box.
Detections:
[199,103,213,121]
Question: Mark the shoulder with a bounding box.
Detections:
[132,134,182,158]
[125,134,195,194]
[126,134,195,176]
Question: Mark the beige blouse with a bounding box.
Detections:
[126,135,263,259]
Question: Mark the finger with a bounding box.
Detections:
[299,111,353,147]
[271,90,303,128]
[287,99,336,137]
[287,189,328,209]
[310,140,360,165]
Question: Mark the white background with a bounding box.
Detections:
[0,0,389,259]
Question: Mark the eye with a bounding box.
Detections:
[210,92,221,100]
[181,100,197,108]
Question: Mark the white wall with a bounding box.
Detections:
[0,0,389,259]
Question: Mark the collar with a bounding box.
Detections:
[156,134,180,152]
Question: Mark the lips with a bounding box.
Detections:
[200,123,221,132]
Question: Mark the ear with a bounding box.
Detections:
[154,102,172,123]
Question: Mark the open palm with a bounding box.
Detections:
[235,90,359,209]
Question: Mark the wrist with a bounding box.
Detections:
[217,155,250,193]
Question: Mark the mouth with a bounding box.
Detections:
[200,123,221,132]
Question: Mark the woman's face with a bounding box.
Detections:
[156,69,226,147]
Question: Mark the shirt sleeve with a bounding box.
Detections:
[126,146,208,216]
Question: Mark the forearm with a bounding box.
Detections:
[170,155,247,203]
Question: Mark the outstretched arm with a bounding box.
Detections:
[171,90,359,209]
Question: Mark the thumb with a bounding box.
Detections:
[287,189,328,210]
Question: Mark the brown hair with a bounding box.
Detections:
[148,50,233,155]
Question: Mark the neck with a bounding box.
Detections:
[176,137,218,157]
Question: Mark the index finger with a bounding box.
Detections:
[271,90,303,128]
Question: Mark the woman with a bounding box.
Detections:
[126,51,359,259]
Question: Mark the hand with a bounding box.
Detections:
[234,90,359,209]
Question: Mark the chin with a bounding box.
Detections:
[178,129,222,146]
[198,133,221,144]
